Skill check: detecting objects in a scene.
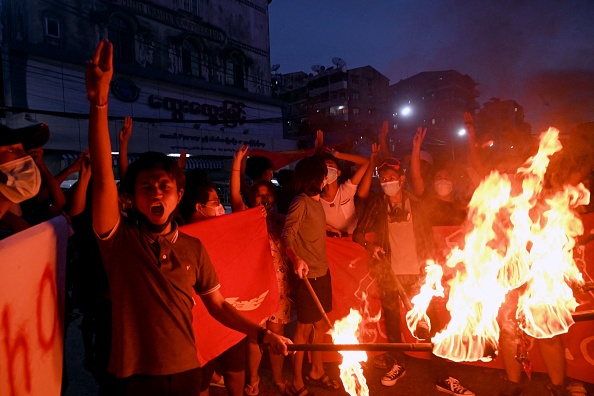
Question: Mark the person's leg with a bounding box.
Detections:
[267,321,287,387]
[125,374,168,396]
[219,339,247,396]
[291,321,313,392]
[170,367,202,396]
[199,361,216,396]
[245,338,261,393]
[538,335,566,392]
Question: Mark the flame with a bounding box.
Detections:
[407,127,589,362]
[330,309,369,396]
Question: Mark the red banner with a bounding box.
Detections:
[0,216,69,396]
[180,208,280,365]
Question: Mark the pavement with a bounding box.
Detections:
[62,316,593,396]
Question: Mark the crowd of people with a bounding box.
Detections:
[1,39,593,396]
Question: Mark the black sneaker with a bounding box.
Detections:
[381,363,406,386]
[435,377,475,395]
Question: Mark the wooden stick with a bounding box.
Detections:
[303,276,333,328]
[287,342,433,352]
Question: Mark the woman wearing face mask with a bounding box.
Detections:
[410,128,467,227]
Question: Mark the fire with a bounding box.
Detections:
[330,309,369,396]
[407,127,589,362]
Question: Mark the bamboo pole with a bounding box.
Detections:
[286,342,433,352]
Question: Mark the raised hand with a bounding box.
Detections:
[80,150,91,180]
[119,116,133,144]
[85,39,113,106]
[370,143,380,165]
[27,147,45,167]
[178,150,187,170]
[315,129,324,149]
[413,127,427,148]
[463,112,476,136]
[234,144,249,162]
[379,120,389,141]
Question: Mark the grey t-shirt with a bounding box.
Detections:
[282,193,329,278]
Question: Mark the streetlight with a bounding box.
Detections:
[400,106,412,116]
[457,128,466,137]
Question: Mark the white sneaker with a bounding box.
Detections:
[381,363,406,386]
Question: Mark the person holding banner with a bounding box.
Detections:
[282,156,342,396]
[85,39,290,396]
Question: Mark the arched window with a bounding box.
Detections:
[226,52,245,89]
[182,38,207,78]
[108,14,135,63]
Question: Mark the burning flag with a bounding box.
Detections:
[407,127,590,362]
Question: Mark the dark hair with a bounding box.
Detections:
[246,155,273,181]
[275,169,294,187]
[293,156,327,196]
[247,180,276,208]
[317,152,339,168]
[120,152,185,196]
[178,177,215,221]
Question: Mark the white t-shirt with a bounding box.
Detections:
[388,198,419,275]
[320,179,358,234]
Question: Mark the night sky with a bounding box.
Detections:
[269,1,594,134]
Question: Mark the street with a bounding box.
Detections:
[63,316,592,396]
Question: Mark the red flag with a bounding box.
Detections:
[181,208,279,364]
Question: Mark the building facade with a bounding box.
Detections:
[0,0,295,176]
[277,64,390,146]
[390,70,479,159]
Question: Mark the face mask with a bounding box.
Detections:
[434,180,453,197]
[214,204,225,216]
[381,180,401,197]
[326,167,338,185]
[0,156,41,203]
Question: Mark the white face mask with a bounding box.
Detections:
[214,204,225,216]
[0,156,41,203]
[434,180,453,197]
[326,167,338,185]
[381,180,401,197]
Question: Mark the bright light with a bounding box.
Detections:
[167,153,190,157]
[338,105,345,110]
[510,145,514,149]
[489,142,494,147]
[111,151,119,155]
[400,106,412,116]
[458,129,467,136]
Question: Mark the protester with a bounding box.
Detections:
[118,116,133,181]
[0,122,55,234]
[410,127,467,226]
[352,157,475,395]
[282,155,342,396]
[85,39,289,396]
[318,141,371,236]
[231,144,292,396]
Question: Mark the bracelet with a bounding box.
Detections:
[232,169,241,172]
[94,103,108,109]
[257,327,268,345]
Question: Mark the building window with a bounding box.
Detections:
[108,15,135,63]
[432,118,436,125]
[182,39,207,78]
[351,75,359,84]
[226,52,245,89]
[44,17,60,38]
[352,91,360,100]
[183,0,198,14]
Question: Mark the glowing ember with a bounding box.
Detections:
[407,127,590,362]
[330,309,369,396]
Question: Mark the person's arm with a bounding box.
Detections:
[86,39,119,236]
[328,148,369,186]
[200,289,290,355]
[411,127,427,196]
[28,147,67,211]
[352,197,384,260]
[118,116,132,181]
[281,198,309,278]
[66,151,91,217]
[356,143,380,201]
[464,112,486,178]
[178,149,187,171]
[230,144,249,212]
[378,120,391,159]
[314,129,325,154]
[55,153,84,185]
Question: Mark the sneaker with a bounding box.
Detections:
[436,377,475,395]
[381,363,406,386]
[546,382,567,396]
[498,380,524,396]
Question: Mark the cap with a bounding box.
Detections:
[377,158,404,175]
[0,123,50,150]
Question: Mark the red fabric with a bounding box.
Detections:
[180,208,280,365]
[249,143,350,171]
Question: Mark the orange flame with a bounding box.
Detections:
[407,128,589,362]
[330,309,369,396]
